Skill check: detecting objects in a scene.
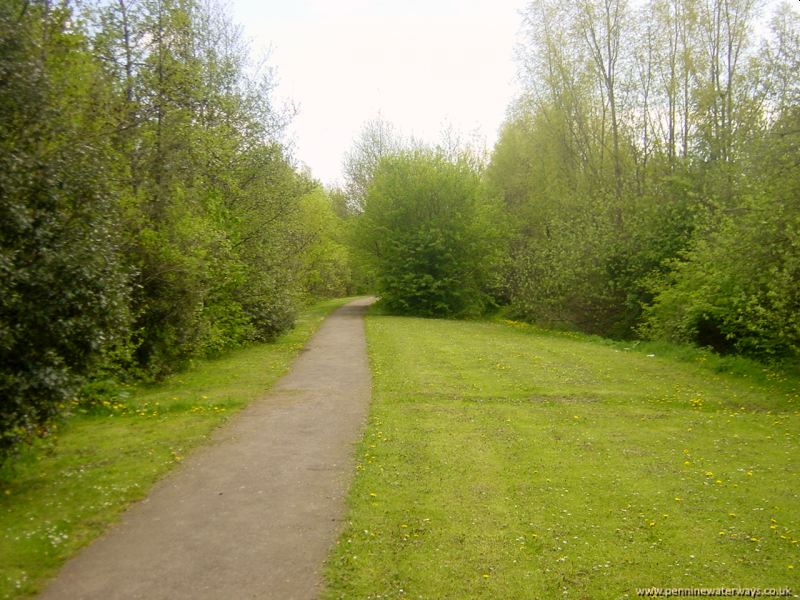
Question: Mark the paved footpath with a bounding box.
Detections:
[38,298,374,600]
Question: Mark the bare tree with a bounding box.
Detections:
[342,116,403,212]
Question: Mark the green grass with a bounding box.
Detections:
[324,315,800,599]
[0,297,352,600]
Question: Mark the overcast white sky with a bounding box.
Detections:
[229,0,798,187]
[229,0,528,186]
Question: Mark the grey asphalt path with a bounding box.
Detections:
[38,298,374,600]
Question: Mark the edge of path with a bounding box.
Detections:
[37,296,375,600]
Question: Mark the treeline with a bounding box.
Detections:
[349,0,799,362]
[0,0,351,456]
[486,0,799,359]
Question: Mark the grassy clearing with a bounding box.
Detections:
[0,297,352,600]
[324,315,800,599]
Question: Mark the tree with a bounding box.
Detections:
[342,117,403,212]
[296,187,353,298]
[0,0,129,457]
[90,0,311,370]
[355,150,495,318]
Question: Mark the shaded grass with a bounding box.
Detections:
[0,297,353,600]
[324,315,800,599]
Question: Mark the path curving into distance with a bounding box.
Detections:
[38,298,374,600]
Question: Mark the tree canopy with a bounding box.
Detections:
[355,149,496,318]
[0,0,354,459]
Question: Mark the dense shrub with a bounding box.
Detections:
[642,110,800,360]
[0,0,354,459]
[356,150,496,318]
[0,2,129,457]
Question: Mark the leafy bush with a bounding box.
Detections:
[0,2,129,458]
[642,197,800,360]
[642,110,800,360]
[356,150,496,318]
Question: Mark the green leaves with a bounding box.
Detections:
[488,0,800,363]
[0,0,130,457]
[0,0,353,460]
[643,195,800,360]
[356,150,495,318]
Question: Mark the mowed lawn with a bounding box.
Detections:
[0,298,352,600]
[324,315,800,599]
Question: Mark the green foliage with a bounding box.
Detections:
[95,0,312,374]
[356,150,495,318]
[643,110,800,359]
[489,0,800,361]
[89,0,339,372]
[297,188,354,298]
[0,1,129,458]
[486,108,695,338]
[225,145,314,344]
[0,0,354,458]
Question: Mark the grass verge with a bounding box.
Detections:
[0,297,352,600]
[324,315,800,599]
